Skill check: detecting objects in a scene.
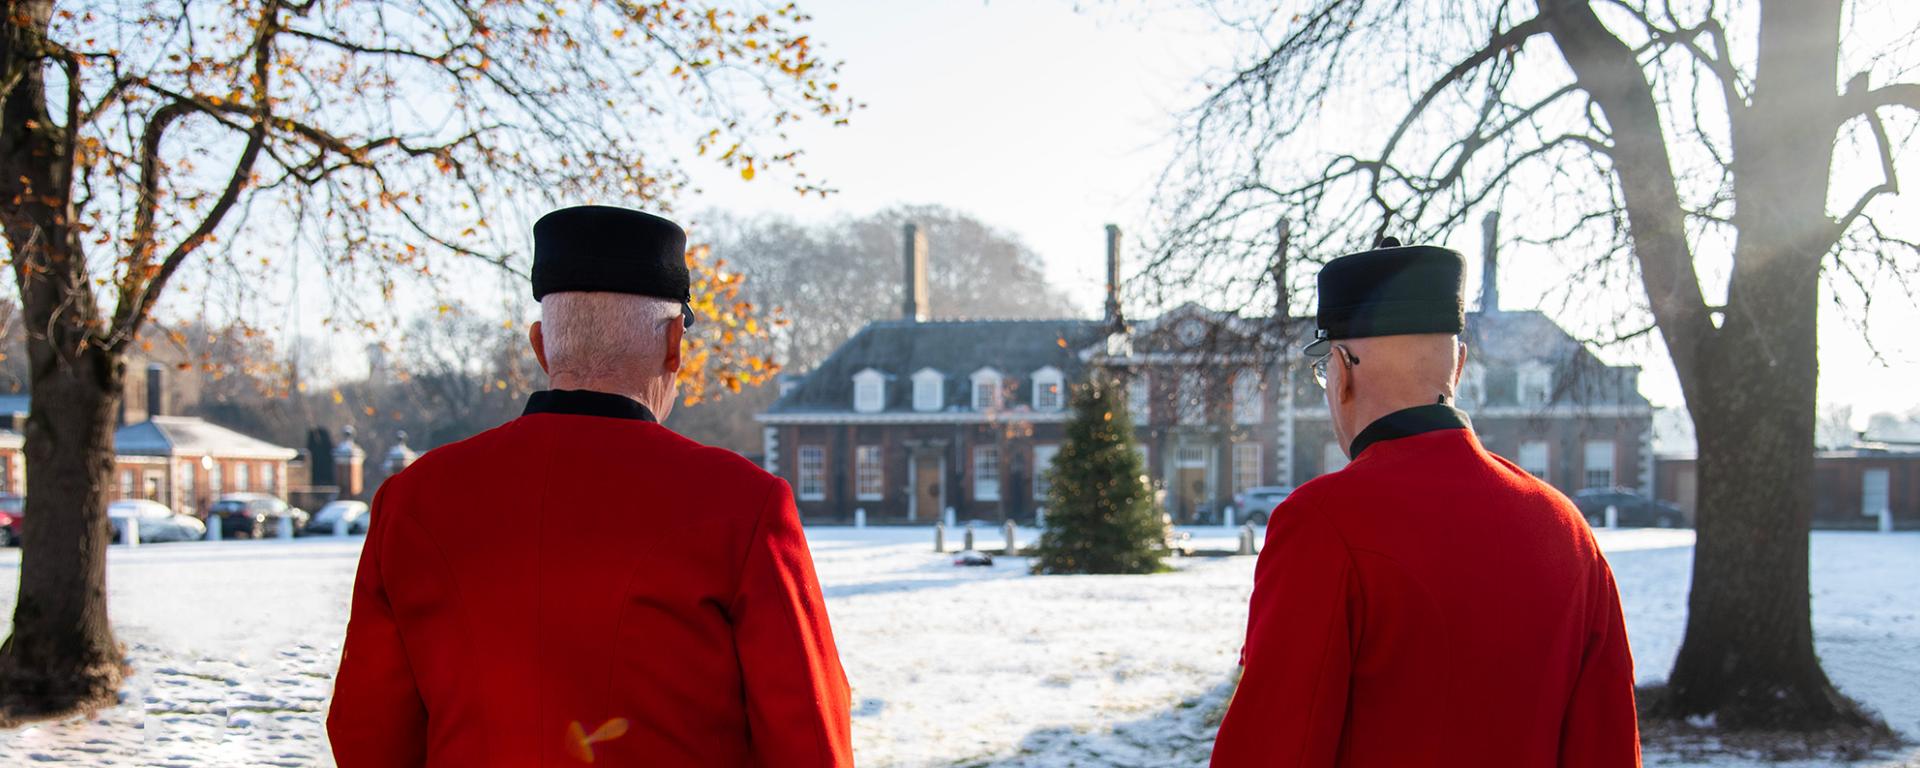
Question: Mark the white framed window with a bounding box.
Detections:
[1129,375,1151,425]
[1032,444,1059,500]
[1323,441,1349,473]
[973,445,1001,501]
[852,368,886,413]
[1583,440,1615,489]
[1458,362,1486,407]
[1031,366,1064,411]
[1518,362,1553,406]
[1176,444,1208,468]
[264,464,278,493]
[209,462,223,495]
[119,469,134,497]
[970,368,1004,411]
[855,445,884,500]
[235,462,250,492]
[1518,441,1550,480]
[1232,371,1263,425]
[912,368,945,412]
[1863,469,1890,518]
[1177,371,1206,425]
[797,445,826,501]
[1232,443,1262,493]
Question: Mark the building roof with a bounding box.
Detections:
[0,394,28,417]
[115,416,298,461]
[762,308,1652,422]
[764,319,1109,418]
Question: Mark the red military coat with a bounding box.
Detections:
[1212,405,1639,767]
[328,389,852,767]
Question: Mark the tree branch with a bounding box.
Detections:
[1828,75,1899,257]
[1539,0,1716,394]
[109,1,283,349]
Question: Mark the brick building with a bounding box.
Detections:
[0,367,298,515]
[759,225,1656,524]
[1656,447,1920,530]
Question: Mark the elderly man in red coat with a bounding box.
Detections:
[327,206,853,767]
[1211,240,1640,766]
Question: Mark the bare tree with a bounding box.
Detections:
[0,0,846,722]
[1154,0,1917,731]
[706,204,1081,372]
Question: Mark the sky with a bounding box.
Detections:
[661,0,1920,425]
[220,0,1920,426]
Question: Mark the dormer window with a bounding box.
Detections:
[852,368,886,413]
[970,367,1004,411]
[912,368,945,412]
[1031,366,1064,411]
[1517,362,1553,406]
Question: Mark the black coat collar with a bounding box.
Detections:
[1349,403,1472,459]
[522,389,658,423]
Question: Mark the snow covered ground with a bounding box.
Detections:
[0,527,1914,766]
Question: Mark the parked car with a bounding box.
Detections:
[1231,486,1293,525]
[209,493,309,539]
[1572,487,1686,528]
[0,493,22,547]
[108,499,207,544]
[304,500,371,535]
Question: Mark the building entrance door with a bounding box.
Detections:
[1176,466,1206,522]
[913,455,943,522]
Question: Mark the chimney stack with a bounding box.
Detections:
[1271,218,1292,321]
[146,363,165,419]
[1479,211,1500,314]
[902,223,929,323]
[1104,224,1124,326]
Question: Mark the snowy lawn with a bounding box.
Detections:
[0,527,1914,766]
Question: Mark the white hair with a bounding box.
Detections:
[539,292,682,380]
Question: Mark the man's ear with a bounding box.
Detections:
[1336,346,1358,406]
[1454,340,1469,389]
[662,315,684,374]
[530,321,549,374]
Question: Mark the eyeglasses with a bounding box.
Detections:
[1311,345,1358,388]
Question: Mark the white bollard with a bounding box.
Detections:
[1223,505,1236,530]
[1880,508,1894,533]
[1237,524,1255,556]
[963,525,975,552]
[124,520,140,549]
[206,514,222,541]
[854,508,867,529]
[933,523,946,553]
[1034,506,1046,529]
[1604,505,1619,529]
[333,516,349,538]
[1004,520,1018,554]
[277,515,294,540]
[944,506,956,528]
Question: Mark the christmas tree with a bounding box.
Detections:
[1031,376,1167,574]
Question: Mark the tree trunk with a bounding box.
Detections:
[0,0,128,723]
[1660,0,1872,731]
[0,348,126,723]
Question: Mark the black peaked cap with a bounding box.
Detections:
[1304,241,1465,356]
[531,206,690,303]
